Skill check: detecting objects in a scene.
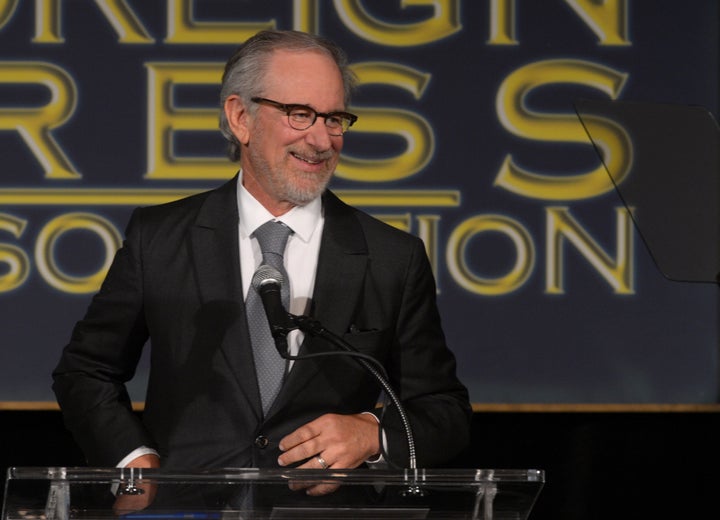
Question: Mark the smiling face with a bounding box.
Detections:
[225,49,347,216]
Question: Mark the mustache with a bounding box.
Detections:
[290,148,336,162]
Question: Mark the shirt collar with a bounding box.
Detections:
[236,170,323,243]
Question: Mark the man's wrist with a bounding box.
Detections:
[361,412,386,463]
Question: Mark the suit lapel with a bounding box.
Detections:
[190,175,262,420]
[311,191,369,332]
[270,191,369,411]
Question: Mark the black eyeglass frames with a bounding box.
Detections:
[251,97,358,136]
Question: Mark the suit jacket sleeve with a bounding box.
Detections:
[316,193,472,468]
[52,208,155,466]
[377,235,472,468]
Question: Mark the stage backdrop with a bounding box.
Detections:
[0,1,717,405]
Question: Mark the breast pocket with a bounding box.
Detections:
[341,327,392,365]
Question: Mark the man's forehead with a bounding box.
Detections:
[262,50,345,105]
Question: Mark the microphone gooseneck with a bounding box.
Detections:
[251,265,418,472]
[291,314,418,472]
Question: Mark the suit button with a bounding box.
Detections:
[254,435,269,449]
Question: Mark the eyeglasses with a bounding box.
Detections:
[251,97,358,136]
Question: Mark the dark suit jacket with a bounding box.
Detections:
[52,175,472,470]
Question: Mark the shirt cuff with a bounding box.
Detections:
[361,411,387,465]
[111,447,160,496]
[116,446,160,468]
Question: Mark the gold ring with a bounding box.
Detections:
[316,456,328,469]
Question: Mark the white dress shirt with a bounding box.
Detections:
[236,170,324,361]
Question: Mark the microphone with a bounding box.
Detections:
[251,265,296,355]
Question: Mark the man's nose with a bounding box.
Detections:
[304,118,335,149]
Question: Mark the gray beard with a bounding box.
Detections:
[280,170,330,205]
[248,148,333,206]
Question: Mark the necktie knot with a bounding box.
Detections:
[253,221,292,265]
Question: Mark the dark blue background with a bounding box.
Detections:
[0,0,717,404]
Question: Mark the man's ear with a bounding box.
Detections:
[224,95,251,144]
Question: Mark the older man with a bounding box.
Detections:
[53,30,471,476]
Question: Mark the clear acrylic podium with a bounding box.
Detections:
[3,467,544,520]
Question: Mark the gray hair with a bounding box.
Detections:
[219,30,357,162]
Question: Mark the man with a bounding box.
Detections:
[53,30,471,475]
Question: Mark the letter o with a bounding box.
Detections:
[446,214,535,295]
[35,213,122,294]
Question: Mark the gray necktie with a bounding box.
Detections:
[247,220,293,415]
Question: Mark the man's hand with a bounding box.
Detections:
[277,413,380,496]
[113,454,160,515]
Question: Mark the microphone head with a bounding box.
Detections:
[251,264,284,291]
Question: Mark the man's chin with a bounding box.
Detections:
[285,178,331,205]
